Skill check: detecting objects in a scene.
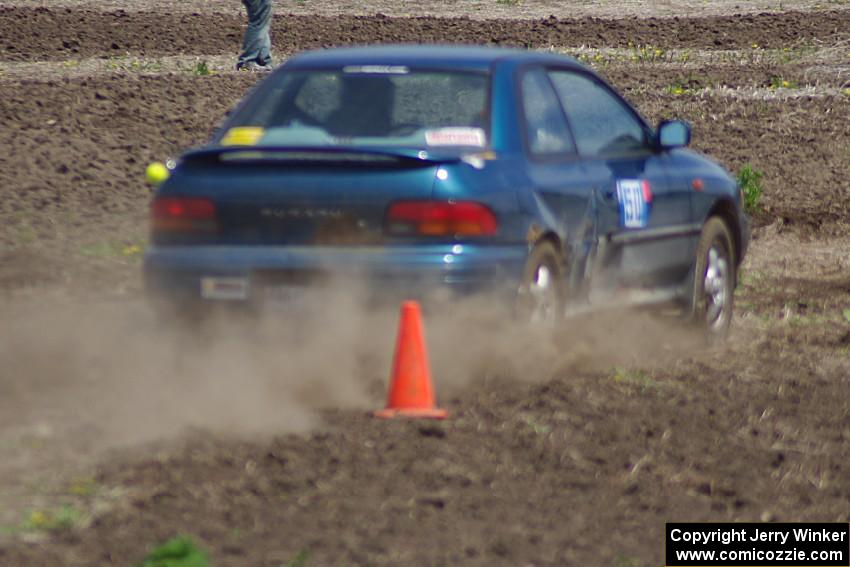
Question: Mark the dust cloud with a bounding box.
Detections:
[426,296,704,395]
[0,282,700,453]
[0,286,389,450]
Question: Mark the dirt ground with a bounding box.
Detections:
[6,0,848,18]
[0,2,849,566]
[3,6,850,62]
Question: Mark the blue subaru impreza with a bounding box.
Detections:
[144,45,749,336]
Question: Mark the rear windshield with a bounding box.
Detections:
[221,68,490,149]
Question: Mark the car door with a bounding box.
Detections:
[547,69,694,290]
[515,67,596,296]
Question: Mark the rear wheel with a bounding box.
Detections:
[690,217,736,339]
[516,241,566,325]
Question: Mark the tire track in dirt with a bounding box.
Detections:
[2,6,849,62]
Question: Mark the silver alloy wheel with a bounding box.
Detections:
[528,264,557,324]
[703,243,729,331]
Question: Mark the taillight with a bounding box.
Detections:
[151,197,218,232]
[385,201,497,237]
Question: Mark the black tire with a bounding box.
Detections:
[690,217,736,339]
[515,241,567,325]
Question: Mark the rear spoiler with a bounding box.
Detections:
[179,145,467,166]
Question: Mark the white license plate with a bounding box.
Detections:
[200,276,249,301]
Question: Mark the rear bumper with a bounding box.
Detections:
[143,243,529,304]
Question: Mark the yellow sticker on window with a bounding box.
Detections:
[220,126,265,146]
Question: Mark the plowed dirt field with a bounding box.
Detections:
[0,2,848,566]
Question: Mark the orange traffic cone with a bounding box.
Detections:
[373,301,448,419]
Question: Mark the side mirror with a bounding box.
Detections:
[656,119,692,149]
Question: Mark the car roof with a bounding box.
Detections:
[284,44,583,72]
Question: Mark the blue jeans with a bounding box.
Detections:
[238,0,273,67]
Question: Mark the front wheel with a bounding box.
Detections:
[690,217,736,339]
[515,241,566,325]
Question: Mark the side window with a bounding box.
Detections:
[520,69,575,157]
[548,71,648,156]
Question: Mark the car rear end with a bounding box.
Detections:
[143,55,529,312]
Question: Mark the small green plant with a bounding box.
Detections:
[769,76,798,89]
[192,61,212,76]
[787,313,833,327]
[614,553,644,567]
[128,59,164,73]
[753,101,771,116]
[22,505,80,532]
[737,268,760,288]
[737,165,765,214]
[103,56,164,73]
[137,536,209,567]
[284,549,311,567]
[68,476,99,497]
[573,51,609,67]
[627,43,667,63]
[80,241,123,258]
[105,53,126,70]
[521,415,551,435]
[12,223,36,244]
[79,239,145,259]
[665,81,691,96]
[777,44,816,64]
[676,49,693,63]
[611,367,659,393]
[842,308,850,324]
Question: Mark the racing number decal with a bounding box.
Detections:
[617,179,652,228]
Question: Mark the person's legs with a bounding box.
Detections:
[237,0,273,69]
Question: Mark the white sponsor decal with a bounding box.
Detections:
[342,65,409,74]
[425,127,486,147]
